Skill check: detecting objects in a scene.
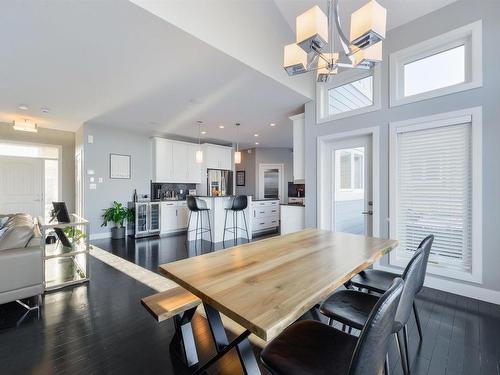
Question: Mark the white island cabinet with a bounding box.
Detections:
[280,204,305,235]
[187,196,252,244]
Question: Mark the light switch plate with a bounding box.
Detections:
[90,177,95,182]
[98,177,103,183]
[90,183,97,190]
[87,169,95,175]
[88,135,94,144]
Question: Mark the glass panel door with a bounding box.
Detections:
[149,203,160,232]
[136,203,148,234]
[332,135,372,235]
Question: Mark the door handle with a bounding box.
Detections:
[362,210,373,215]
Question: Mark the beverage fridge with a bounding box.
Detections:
[127,201,161,238]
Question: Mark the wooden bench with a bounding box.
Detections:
[141,286,201,367]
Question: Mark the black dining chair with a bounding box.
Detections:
[349,234,434,341]
[320,248,425,375]
[222,195,250,248]
[186,196,213,253]
[261,278,404,375]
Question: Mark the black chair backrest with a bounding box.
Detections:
[349,278,404,375]
[415,234,434,293]
[231,195,248,211]
[394,248,425,328]
[186,196,207,211]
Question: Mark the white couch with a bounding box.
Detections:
[0,213,44,305]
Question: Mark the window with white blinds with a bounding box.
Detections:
[390,109,482,282]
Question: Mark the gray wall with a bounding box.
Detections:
[304,0,500,292]
[0,123,75,212]
[81,123,152,237]
[235,149,256,196]
[235,147,293,199]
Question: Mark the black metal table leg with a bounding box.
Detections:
[171,307,199,368]
[199,303,261,375]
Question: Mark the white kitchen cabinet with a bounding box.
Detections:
[290,113,305,183]
[160,202,178,233]
[251,200,280,234]
[153,138,204,183]
[204,144,232,170]
[153,138,173,182]
[172,142,188,181]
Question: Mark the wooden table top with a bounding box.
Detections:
[159,229,398,341]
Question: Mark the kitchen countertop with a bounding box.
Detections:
[280,203,305,207]
[252,198,280,202]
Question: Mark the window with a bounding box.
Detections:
[390,20,482,107]
[328,76,373,115]
[389,108,482,282]
[336,149,364,192]
[317,65,381,123]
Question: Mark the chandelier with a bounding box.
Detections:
[283,0,387,82]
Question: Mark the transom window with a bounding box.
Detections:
[390,20,482,107]
[328,76,373,115]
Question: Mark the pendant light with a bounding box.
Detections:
[234,123,241,164]
[196,120,203,163]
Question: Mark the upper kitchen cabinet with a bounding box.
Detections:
[152,138,202,183]
[153,137,173,182]
[290,113,305,183]
[203,144,232,170]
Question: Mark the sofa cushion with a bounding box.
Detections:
[0,216,9,229]
[0,214,36,251]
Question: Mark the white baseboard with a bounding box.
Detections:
[89,232,111,240]
[374,263,500,305]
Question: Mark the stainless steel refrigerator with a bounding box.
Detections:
[207,169,233,196]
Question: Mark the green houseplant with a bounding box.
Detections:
[101,201,133,239]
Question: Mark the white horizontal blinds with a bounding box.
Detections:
[396,122,472,273]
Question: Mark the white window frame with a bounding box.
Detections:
[390,20,482,107]
[389,107,483,283]
[316,64,381,124]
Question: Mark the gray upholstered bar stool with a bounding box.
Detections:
[222,195,249,248]
[186,196,213,253]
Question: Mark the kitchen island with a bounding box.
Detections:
[280,203,305,235]
[187,196,253,245]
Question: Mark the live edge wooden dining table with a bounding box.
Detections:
[159,229,398,374]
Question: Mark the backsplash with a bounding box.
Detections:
[151,182,197,200]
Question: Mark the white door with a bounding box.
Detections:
[75,151,83,217]
[331,135,373,236]
[258,164,284,203]
[0,156,43,217]
[160,204,178,233]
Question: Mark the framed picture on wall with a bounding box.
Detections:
[236,171,245,186]
[110,154,131,179]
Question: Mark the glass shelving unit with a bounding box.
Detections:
[40,215,90,291]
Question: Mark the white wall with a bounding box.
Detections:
[303,0,500,299]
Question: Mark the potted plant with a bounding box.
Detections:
[101,201,133,239]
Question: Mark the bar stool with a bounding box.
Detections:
[186,196,213,253]
[223,195,249,248]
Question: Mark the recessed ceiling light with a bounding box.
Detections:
[41,107,50,114]
[219,125,225,129]
[201,131,207,135]
[18,104,29,111]
[254,134,259,137]
[255,142,259,145]
[270,123,276,127]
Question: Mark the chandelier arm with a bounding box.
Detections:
[332,0,352,56]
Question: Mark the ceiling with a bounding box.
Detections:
[0,0,457,148]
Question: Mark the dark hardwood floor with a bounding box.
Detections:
[0,232,499,375]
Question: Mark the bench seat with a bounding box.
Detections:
[141,286,201,322]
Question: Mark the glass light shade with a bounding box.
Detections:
[13,119,38,133]
[352,42,383,66]
[234,151,241,164]
[350,0,386,48]
[283,43,308,76]
[195,149,203,163]
[316,53,339,83]
[296,5,328,53]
